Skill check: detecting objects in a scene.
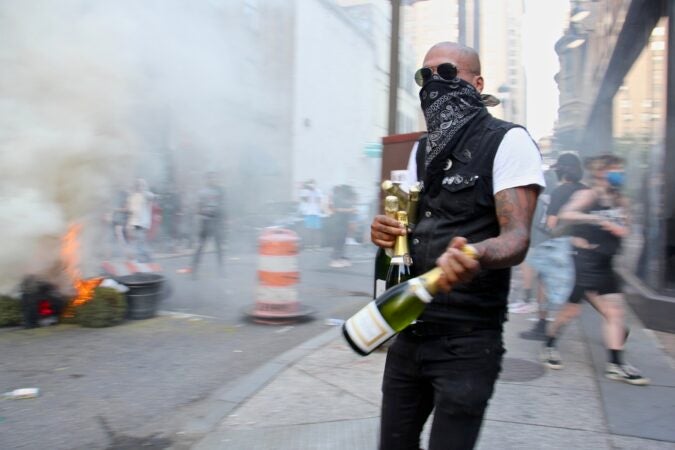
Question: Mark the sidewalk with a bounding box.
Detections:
[193,307,675,450]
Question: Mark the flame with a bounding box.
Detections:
[61,223,102,313]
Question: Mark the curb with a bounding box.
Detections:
[184,326,341,438]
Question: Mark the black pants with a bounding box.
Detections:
[380,326,504,450]
[331,212,350,259]
[192,217,223,272]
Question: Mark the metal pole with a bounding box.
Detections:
[388,0,401,136]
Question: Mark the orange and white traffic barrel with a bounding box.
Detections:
[248,227,313,324]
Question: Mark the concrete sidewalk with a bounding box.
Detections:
[193,309,675,450]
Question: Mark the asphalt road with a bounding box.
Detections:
[0,242,375,450]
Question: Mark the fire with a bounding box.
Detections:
[61,223,102,311]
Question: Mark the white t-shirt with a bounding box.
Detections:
[127,191,154,229]
[299,187,324,216]
[406,127,546,194]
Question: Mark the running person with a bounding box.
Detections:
[541,154,649,385]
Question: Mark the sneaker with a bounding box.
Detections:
[508,301,525,311]
[329,260,347,268]
[540,346,563,369]
[509,302,538,314]
[605,363,650,386]
[339,258,352,267]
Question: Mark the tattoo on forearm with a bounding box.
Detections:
[475,186,538,269]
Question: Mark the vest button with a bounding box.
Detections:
[424,211,432,218]
[412,238,420,245]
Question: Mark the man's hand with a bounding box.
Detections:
[435,237,481,292]
[370,214,405,248]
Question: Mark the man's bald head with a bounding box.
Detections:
[422,42,484,92]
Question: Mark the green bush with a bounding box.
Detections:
[75,287,127,328]
[0,295,22,327]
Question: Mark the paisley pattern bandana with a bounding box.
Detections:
[419,75,486,168]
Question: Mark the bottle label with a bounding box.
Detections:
[409,278,432,303]
[375,279,387,297]
[344,301,396,354]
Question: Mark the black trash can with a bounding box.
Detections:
[116,273,164,320]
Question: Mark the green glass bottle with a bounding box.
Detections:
[373,196,399,298]
[343,245,477,356]
[385,211,413,290]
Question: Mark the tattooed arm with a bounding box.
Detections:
[435,185,539,291]
[473,186,539,268]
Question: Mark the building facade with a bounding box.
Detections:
[403,0,527,126]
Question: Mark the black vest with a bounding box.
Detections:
[412,113,520,326]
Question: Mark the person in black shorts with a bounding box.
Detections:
[541,155,649,385]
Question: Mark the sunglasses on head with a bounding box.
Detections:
[414,63,458,87]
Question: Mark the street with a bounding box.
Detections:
[0,241,375,450]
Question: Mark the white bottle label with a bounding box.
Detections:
[409,278,433,303]
[344,301,396,354]
[375,279,387,298]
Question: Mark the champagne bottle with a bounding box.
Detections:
[407,182,421,226]
[381,180,409,210]
[343,245,478,356]
[373,196,399,298]
[385,211,412,290]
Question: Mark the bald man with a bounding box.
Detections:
[370,42,544,449]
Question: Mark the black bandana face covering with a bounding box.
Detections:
[420,75,485,167]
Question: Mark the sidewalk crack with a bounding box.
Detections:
[294,366,380,407]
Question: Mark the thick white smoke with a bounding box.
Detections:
[0,0,241,293]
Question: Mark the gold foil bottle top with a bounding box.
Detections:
[462,244,478,259]
[381,180,394,191]
[421,244,478,295]
[409,182,421,201]
[384,196,399,218]
[392,210,410,259]
[395,211,409,227]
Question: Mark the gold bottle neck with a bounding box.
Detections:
[392,211,410,260]
[392,234,410,259]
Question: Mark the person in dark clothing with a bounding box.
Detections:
[329,184,356,268]
[370,42,544,450]
[520,153,587,340]
[190,172,225,278]
[541,155,649,385]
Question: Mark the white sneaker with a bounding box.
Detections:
[605,363,650,385]
[540,346,563,369]
[509,302,538,314]
[330,260,346,268]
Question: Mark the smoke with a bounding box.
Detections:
[0,0,242,292]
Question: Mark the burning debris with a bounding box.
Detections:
[20,276,64,328]
[16,224,131,328]
[60,223,103,318]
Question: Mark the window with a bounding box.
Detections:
[652,26,665,36]
[651,41,665,51]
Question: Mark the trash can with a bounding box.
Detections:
[116,273,164,320]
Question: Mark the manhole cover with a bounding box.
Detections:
[500,357,545,382]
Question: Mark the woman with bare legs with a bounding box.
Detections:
[541,154,649,385]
